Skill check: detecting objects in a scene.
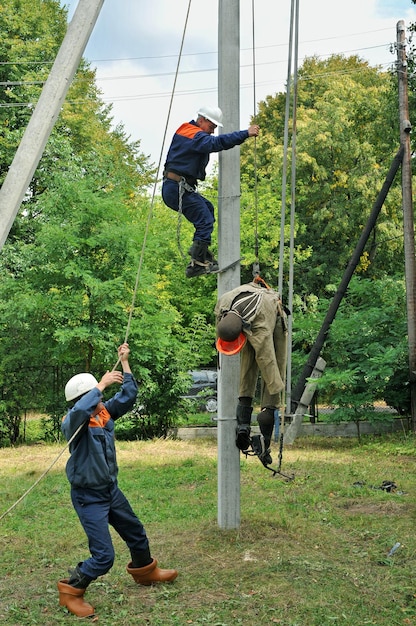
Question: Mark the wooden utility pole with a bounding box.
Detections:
[397,20,416,428]
[0,0,105,250]
[217,0,241,529]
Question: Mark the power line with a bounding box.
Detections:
[0,44,395,90]
[0,26,396,66]
[0,59,396,110]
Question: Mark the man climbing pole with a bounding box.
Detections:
[215,280,288,468]
[162,105,259,277]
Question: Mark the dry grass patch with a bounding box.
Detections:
[116,438,218,465]
[341,499,409,516]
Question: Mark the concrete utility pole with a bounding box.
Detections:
[397,20,416,428]
[217,0,241,530]
[0,0,105,250]
[284,357,326,444]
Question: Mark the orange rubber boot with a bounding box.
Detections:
[57,579,95,617]
[126,558,178,585]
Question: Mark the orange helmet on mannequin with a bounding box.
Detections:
[216,311,246,355]
[216,332,246,355]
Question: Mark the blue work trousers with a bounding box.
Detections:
[162,178,215,244]
[71,482,149,579]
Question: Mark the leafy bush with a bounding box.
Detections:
[115,351,193,440]
[310,276,408,432]
[383,362,411,416]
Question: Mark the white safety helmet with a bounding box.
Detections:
[197,105,223,127]
[65,373,98,402]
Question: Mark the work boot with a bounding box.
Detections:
[67,563,94,589]
[57,579,95,618]
[205,248,218,265]
[126,558,178,585]
[251,434,273,467]
[236,403,253,451]
[186,241,218,278]
[187,243,218,265]
[252,407,276,466]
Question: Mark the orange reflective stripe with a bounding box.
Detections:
[89,406,111,428]
[176,122,201,140]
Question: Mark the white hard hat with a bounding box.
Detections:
[197,105,223,127]
[65,373,98,401]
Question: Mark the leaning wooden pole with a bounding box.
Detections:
[0,0,105,250]
[397,20,416,429]
[291,146,404,408]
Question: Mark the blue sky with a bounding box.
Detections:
[63,0,416,171]
[377,0,413,17]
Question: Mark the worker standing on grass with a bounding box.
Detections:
[215,280,288,468]
[162,106,260,278]
[58,343,177,618]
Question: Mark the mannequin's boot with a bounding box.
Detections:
[186,241,218,277]
[236,403,253,451]
[251,434,272,466]
[57,580,95,617]
[126,558,178,585]
[251,407,276,466]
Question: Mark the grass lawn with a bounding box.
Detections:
[0,433,415,625]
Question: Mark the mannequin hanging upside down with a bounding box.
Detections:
[162,105,259,278]
[215,280,288,467]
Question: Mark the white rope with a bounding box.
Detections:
[124,0,192,342]
[0,424,83,521]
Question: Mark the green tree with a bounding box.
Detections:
[0,0,67,181]
[0,0,410,444]
[304,276,408,434]
[406,1,416,112]
[0,0,209,444]
[242,55,403,297]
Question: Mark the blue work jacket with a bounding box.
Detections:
[61,373,138,490]
[164,120,249,182]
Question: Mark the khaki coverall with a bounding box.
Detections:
[215,282,288,409]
